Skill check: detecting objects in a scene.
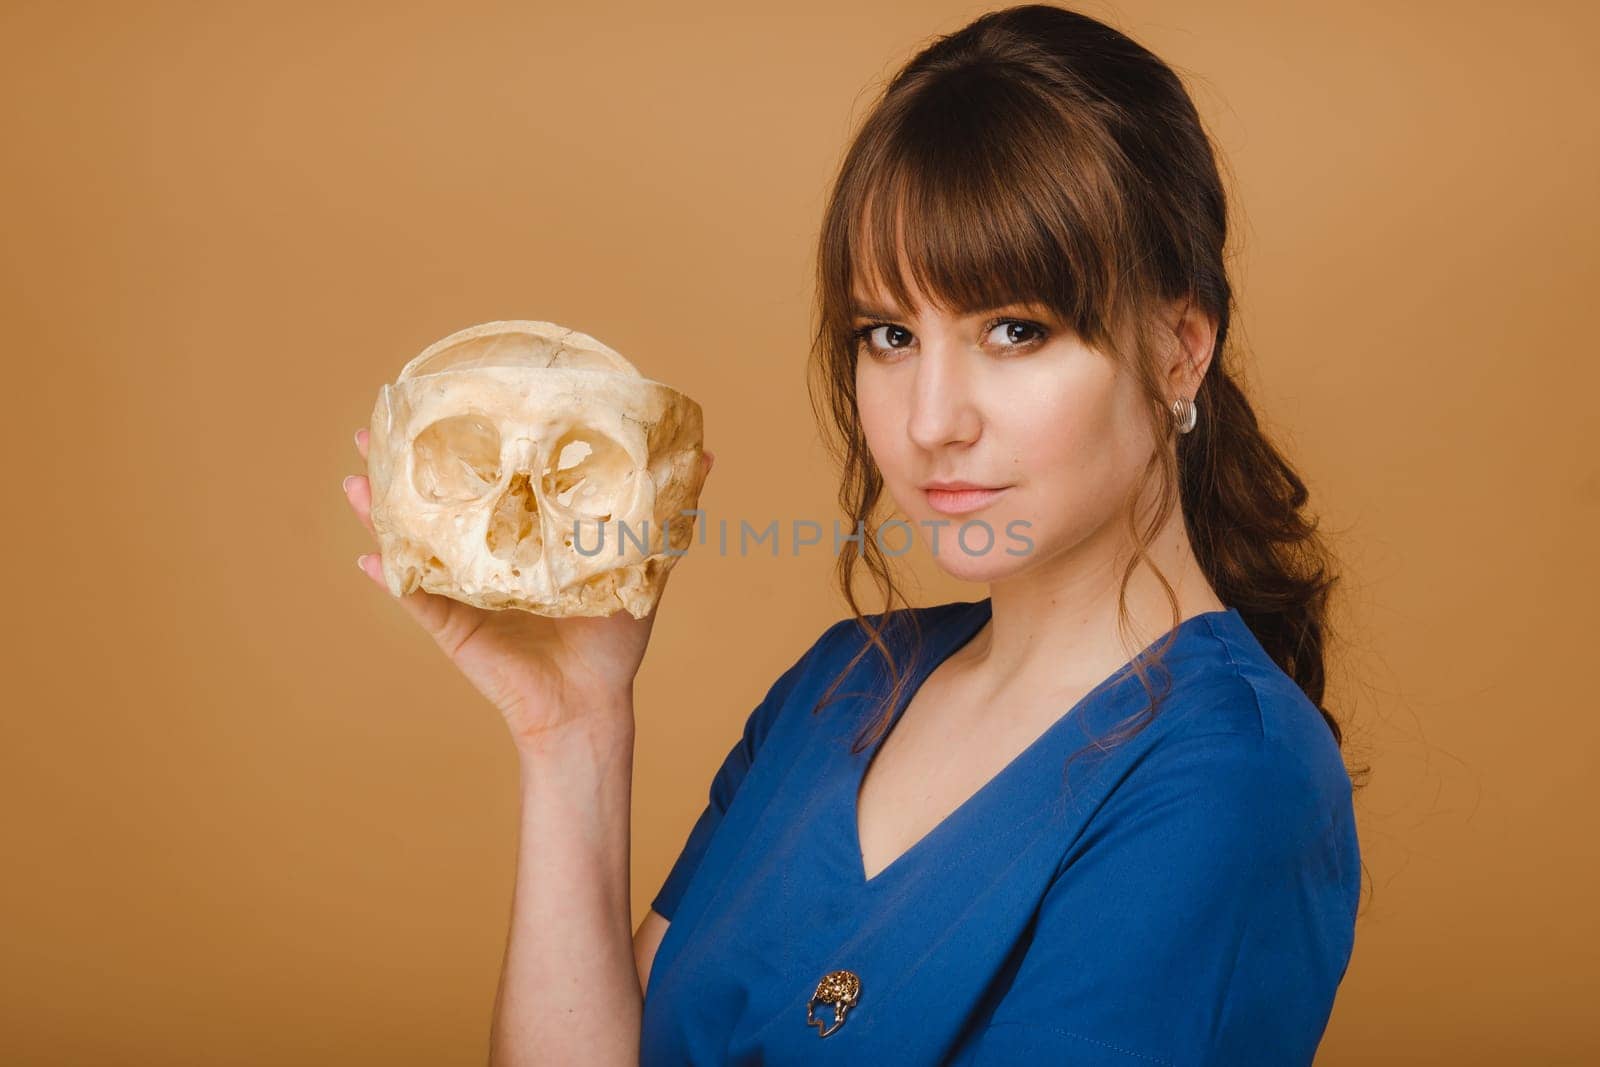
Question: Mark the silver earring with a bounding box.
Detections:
[1171,396,1198,434]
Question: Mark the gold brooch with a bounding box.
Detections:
[806,969,861,1037]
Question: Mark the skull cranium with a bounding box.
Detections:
[365,320,706,618]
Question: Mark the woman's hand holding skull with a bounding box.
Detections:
[343,427,714,750]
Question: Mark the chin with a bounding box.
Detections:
[929,552,1027,585]
[914,512,1039,583]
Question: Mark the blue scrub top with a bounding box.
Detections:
[642,598,1360,1066]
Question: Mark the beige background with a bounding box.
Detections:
[2,1,1595,1063]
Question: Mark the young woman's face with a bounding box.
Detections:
[852,279,1159,584]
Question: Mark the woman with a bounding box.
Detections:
[344,5,1364,1064]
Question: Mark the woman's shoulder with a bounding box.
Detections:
[1177,610,1350,795]
[1109,609,1356,850]
[821,597,987,653]
[797,597,986,666]
[750,599,981,736]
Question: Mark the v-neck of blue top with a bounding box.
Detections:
[846,598,1235,890]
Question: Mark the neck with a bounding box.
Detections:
[959,496,1225,699]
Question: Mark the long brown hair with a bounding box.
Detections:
[804,5,1371,800]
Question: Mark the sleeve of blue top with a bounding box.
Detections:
[962,728,1359,1067]
[648,618,851,922]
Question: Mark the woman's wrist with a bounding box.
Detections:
[512,696,636,767]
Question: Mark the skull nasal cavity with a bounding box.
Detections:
[486,471,543,566]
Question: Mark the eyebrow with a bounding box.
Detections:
[849,302,904,320]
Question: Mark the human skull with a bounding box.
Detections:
[365,320,706,618]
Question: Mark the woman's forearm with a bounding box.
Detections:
[489,707,640,1066]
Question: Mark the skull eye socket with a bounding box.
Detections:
[412,414,503,503]
[542,428,633,521]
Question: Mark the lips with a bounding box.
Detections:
[921,482,1010,516]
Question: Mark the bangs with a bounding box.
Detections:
[843,69,1109,334]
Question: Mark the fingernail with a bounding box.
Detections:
[355,554,368,571]
[353,428,364,447]
[342,475,354,493]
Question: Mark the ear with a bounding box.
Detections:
[1163,295,1219,401]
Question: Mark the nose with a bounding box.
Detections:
[511,435,541,473]
[905,341,982,451]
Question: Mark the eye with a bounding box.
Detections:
[984,318,1048,350]
[411,413,503,503]
[849,321,915,360]
[848,317,1050,361]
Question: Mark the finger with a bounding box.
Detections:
[342,473,375,535]
[356,552,385,587]
[702,450,715,477]
[354,427,369,461]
